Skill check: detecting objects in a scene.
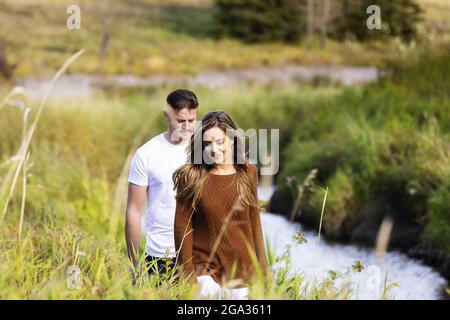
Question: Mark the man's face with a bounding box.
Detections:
[164,106,198,142]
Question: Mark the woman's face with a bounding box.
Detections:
[203,126,233,165]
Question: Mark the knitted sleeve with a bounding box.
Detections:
[174,200,196,281]
[249,164,269,276]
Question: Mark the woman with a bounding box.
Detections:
[172,111,268,299]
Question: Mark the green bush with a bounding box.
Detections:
[274,49,449,250]
[312,170,356,238]
[424,181,450,253]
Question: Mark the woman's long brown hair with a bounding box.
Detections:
[172,110,258,211]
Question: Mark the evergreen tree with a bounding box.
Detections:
[214,0,422,43]
[214,0,304,43]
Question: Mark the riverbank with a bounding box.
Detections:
[265,48,450,291]
[268,190,450,293]
[258,185,447,299]
[261,211,447,299]
[13,64,379,101]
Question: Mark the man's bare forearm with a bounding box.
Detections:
[125,209,142,266]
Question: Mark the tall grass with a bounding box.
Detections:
[0,50,84,226]
[0,62,404,299]
[272,49,450,258]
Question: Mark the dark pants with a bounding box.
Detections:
[145,255,177,285]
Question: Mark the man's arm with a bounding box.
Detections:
[125,182,147,267]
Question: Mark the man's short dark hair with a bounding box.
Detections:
[166,89,199,111]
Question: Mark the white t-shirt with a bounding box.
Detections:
[128,132,188,258]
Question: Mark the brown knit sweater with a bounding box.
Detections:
[174,164,268,287]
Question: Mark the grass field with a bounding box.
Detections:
[0,0,448,299]
[0,0,448,78]
[0,75,380,299]
[1,47,448,298]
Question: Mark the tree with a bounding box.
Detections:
[214,0,304,43]
[214,0,422,43]
[0,45,17,80]
[99,0,111,58]
[320,0,331,48]
[331,0,422,41]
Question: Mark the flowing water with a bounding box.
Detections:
[17,64,380,101]
[258,185,447,300]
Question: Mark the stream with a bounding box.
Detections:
[17,64,381,101]
[258,185,447,300]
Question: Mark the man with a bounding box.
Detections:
[125,89,198,280]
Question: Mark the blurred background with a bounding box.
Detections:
[0,0,449,299]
